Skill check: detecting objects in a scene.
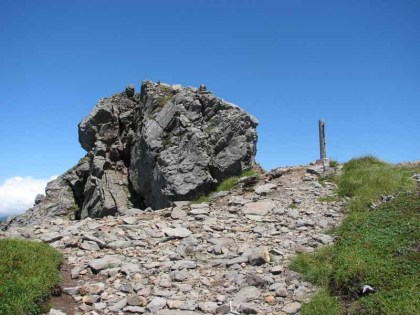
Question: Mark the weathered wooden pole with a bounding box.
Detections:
[318,120,327,171]
[319,120,326,160]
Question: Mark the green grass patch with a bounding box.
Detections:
[329,160,340,168]
[216,169,258,192]
[300,289,344,315]
[217,177,240,192]
[291,246,334,286]
[336,155,415,212]
[0,239,62,315]
[318,173,338,187]
[240,169,258,177]
[191,169,258,203]
[291,156,420,315]
[318,195,340,203]
[157,85,176,111]
[162,133,172,148]
[191,195,209,204]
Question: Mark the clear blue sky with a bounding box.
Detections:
[1,0,419,184]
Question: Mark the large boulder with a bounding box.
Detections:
[3,81,258,227]
[129,82,258,208]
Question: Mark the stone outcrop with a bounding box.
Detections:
[5,81,258,226]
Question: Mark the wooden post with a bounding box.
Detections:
[319,120,326,160]
[319,120,328,171]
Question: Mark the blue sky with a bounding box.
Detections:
[0,0,419,214]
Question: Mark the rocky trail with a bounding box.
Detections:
[1,163,344,315]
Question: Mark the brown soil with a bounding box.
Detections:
[49,262,76,315]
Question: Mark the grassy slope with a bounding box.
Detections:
[0,239,62,315]
[291,156,420,315]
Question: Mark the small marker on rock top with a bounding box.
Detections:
[125,84,135,97]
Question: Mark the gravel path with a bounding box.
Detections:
[2,163,344,315]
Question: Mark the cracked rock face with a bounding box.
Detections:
[5,81,258,227]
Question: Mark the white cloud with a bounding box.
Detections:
[0,176,57,216]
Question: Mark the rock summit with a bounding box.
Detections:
[7,81,258,226]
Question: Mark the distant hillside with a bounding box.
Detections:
[0,216,8,222]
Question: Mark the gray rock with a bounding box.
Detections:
[171,208,187,220]
[123,306,145,313]
[318,234,334,244]
[88,255,122,272]
[125,84,135,97]
[198,301,218,314]
[62,287,79,296]
[109,298,128,312]
[215,305,230,314]
[153,289,176,297]
[248,246,271,265]
[228,196,249,206]
[123,216,139,225]
[270,265,284,275]
[287,209,300,219]
[82,233,107,248]
[121,262,141,275]
[157,310,200,315]
[93,302,107,310]
[170,269,189,282]
[48,309,66,315]
[275,286,288,297]
[40,232,62,243]
[226,256,248,266]
[283,302,301,314]
[129,82,258,209]
[3,156,90,228]
[246,274,265,287]
[240,303,260,314]
[108,240,132,249]
[79,240,100,251]
[242,201,276,216]
[120,281,134,293]
[86,282,105,295]
[34,194,45,205]
[163,227,192,238]
[8,81,258,226]
[127,294,147,306]
[147,297,167,313]
[179,300,197,311]
[233,286,261,304]
[254,183,276,195]
[70,266,83,279]
[189,208,209,215]
[167,299,183,309]
[171,260,196,270]
[82,294,100,305]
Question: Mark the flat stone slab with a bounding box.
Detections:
[254,183,277,195]
[163,227,192,238]
[40,232,62,243]
[242,200,276,215]
[88,255,122,272]
[233,286,261,304]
